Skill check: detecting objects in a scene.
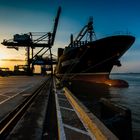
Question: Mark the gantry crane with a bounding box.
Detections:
[1,7,61,75]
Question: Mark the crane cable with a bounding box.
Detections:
[60,46,90,82]
[69,53,119,80]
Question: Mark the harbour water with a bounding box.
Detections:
[70,73,140,140]
[110,73,140,140]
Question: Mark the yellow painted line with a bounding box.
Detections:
[64,87,118,140]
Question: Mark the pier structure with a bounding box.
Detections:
[1,7,61,76]
[0,75,132,140]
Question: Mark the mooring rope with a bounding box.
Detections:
[60,45,90,82]
[68,53,119,80]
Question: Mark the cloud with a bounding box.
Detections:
[0,59,25,61]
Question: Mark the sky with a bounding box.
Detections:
[0,0,140,73]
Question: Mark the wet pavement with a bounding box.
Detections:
[0,76,47,120]
[6,80,51,140]
[0,76,47,105]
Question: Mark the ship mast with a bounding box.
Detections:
[88,17,94,42]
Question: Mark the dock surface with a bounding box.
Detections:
[0,76,120,140]
[0,76,46,105]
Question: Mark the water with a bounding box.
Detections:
[70,73,140,140]
[110,73,140,140]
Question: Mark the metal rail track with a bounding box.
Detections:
[0,77,51,139]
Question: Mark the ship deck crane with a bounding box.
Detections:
[1,7,61,75]
[69,17,96,47]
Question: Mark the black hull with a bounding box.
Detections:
[56,35,135,87]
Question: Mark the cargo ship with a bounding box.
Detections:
[55,18,135,87]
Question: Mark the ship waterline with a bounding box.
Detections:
[56,73,129,87]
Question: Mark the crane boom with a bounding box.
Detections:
[51,6,61,46]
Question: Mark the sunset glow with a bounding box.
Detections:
[0,60,25,70]
[0,0,139,73]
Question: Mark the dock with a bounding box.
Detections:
[0,75,131,140]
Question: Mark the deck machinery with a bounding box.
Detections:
[1,7,61,75]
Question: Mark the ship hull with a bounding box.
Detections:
[56,35,135,87]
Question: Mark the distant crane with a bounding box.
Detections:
[1,7,61,75]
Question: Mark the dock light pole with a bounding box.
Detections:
[27,46,31,75]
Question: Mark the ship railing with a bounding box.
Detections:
[68,40,89,47]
